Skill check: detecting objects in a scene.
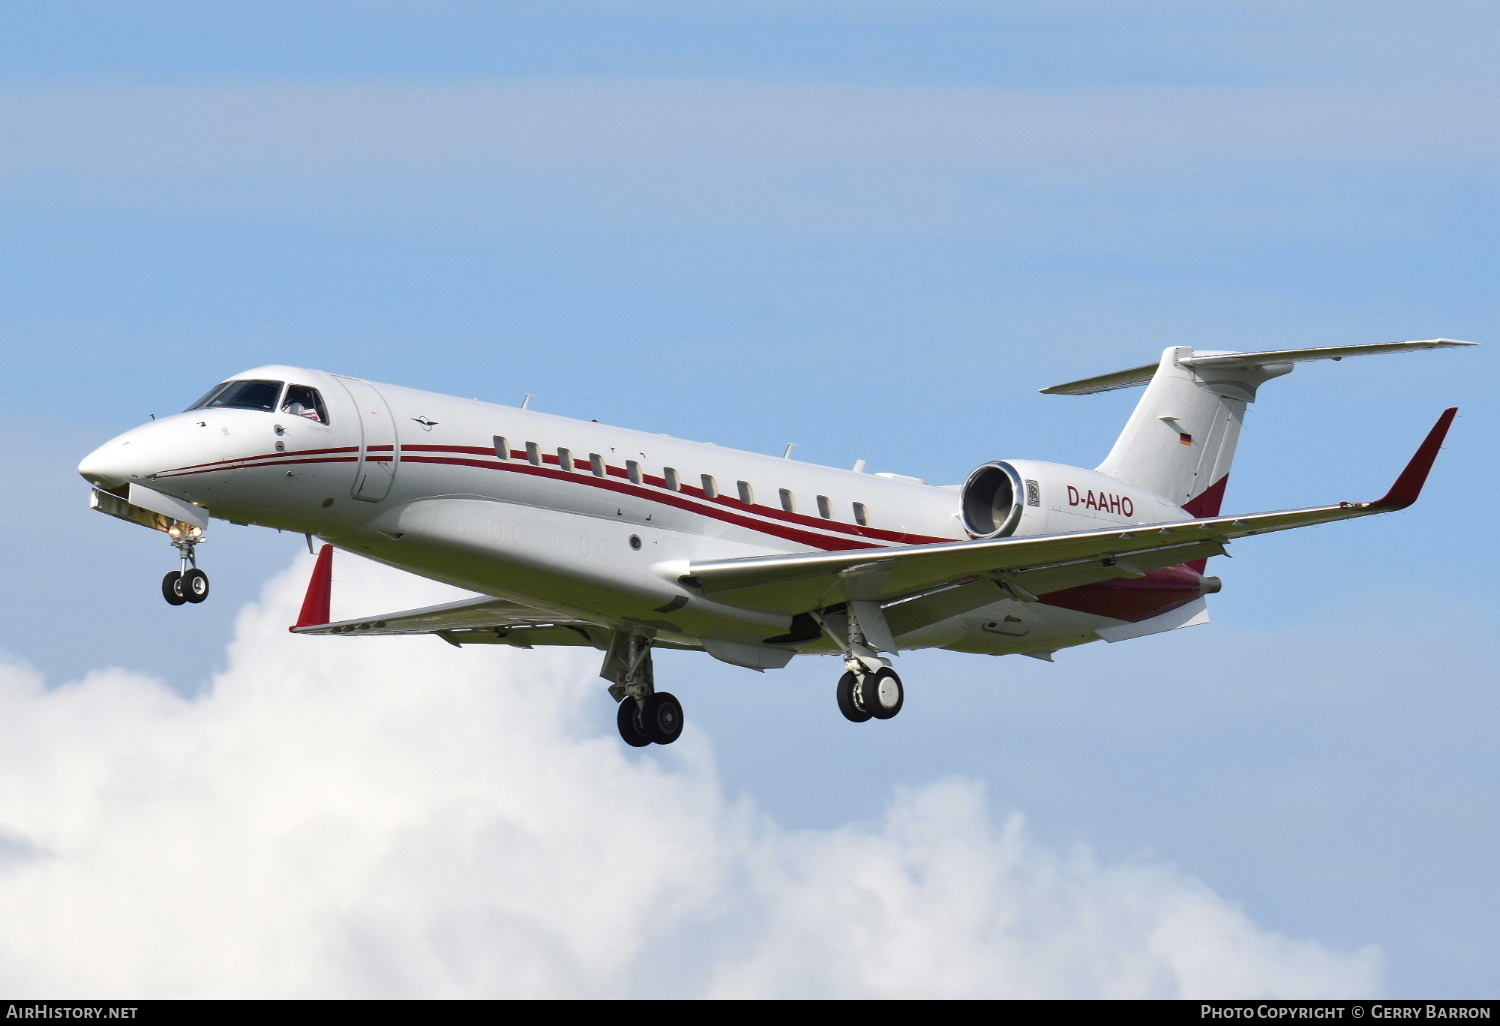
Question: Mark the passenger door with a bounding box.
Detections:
[333,376,399,502]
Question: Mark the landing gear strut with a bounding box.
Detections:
[602,633,683,746]
[161,524,209,606]
[817,600,906,725]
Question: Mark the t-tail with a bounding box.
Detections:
[1042,338,1477,519]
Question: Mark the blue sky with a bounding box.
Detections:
[0,0,1496,997]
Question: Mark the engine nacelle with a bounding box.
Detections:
[959,461,1027,539]
[959,460,1191,539]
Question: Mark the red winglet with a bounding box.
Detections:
[1371,408,1458,511]
[291,544,334,631]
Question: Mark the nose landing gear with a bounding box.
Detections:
[161,524,209,606]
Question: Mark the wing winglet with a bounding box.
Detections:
[1369,408,1458,511]
[292,544,334,631]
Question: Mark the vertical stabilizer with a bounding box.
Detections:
[1038,338,1475,517]
[1095,347,1292,515]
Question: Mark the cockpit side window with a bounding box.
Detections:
[188,379,284,413]
[282,384,329,425]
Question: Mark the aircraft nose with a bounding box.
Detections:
[78,439,135,489]
[78,427,171,490]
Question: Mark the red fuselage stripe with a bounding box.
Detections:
[157,442,1202,621]
[399,455,888,551]
[157,444,945,551]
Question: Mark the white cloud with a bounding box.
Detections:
[0,553,1379,997]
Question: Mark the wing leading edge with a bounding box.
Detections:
[681,408,1458,614]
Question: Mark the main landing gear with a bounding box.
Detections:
[816,600,906,725]
[160,523,210,606]
[602,633,684,747]
[836,666,905,723]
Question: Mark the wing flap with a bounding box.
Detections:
[291,591,601,641]
[288,544,603,646]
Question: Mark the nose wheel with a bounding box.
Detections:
[161,528,210,605]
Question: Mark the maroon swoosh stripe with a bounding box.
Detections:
[158,441,1205,615]
[157,443,948,551]
[158,454,360,478]
[400,454,899,551]
[401,443,944,546]
[157,445,361,476]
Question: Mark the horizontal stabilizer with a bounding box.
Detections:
[1041,339,1476,395]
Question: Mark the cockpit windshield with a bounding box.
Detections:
[187,379,284,413]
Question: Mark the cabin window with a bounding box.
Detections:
[493,436,509,460]
[817,494,833,519]
[737,480,754,505]
[664,467,680,491]
[282,385,329,425]
[627,460,642,485]
[590,453,605,477]
[526,442,541,466]
[853,502,869,527]
[701,474,718,499]
[557,447,574,472]
[779,488,795,513]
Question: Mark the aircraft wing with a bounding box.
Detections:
[288,545,604,648]
[293,595,606,648]
[682,408,1457,614]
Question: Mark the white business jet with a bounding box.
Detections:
[79,340,1472,747]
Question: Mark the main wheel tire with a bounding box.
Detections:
[836,671,872,723]
[161,571,187,606]
[616,699,652,747]
[867,667,904,720]
[642,692,684,745]
[182,568,210,604]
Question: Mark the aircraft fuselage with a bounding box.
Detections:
[79,364,1204,662]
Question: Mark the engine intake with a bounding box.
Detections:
[961,461,1024,539]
